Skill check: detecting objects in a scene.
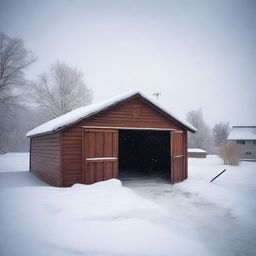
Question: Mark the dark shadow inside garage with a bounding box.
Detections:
[118,129,170,180]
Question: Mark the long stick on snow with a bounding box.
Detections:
[210,169,227,183]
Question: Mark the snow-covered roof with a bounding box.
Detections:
[227,126,256,140]
[26,90,197,137]
[188,148,206,153]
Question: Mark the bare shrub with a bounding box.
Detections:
[218,142,240,165]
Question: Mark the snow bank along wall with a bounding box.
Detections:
[27,92,196,187]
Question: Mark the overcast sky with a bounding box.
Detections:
[0,0,255,127]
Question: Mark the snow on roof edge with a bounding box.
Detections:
[26,90,196,137]
[227,126,256,140]
[188,148,207,153]
[139,91,197,132]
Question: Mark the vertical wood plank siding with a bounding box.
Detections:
[84,129,118,184]
[30,133,61,186]
[171,131,187,183]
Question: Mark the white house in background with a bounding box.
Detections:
[227,126,256,160]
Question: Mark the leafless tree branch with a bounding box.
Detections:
[186,108,212,152]
[28,61,92,118]
[0,32,36,108]
[213,122,231,146]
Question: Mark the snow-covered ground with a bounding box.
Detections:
[0,153,255,256]
[0,153,29,172]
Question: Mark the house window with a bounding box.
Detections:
[237,140,245,144]
[254,141,256,145]
[246,152,251,155]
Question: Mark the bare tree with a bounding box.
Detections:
[29,62,92,118]
[0,32,36,108]
[213,122,231,146]
[186,108,212,152]
[0,32,35,153]
[218,142,240,165]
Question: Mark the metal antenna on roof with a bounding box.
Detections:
[153,92,161,101]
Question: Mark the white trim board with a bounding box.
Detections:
[82,126,175,131]
[174,155,183,158]
[86,157,117,161]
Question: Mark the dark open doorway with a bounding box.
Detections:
[118,129,170,180]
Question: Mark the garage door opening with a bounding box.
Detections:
[118,129,170,180]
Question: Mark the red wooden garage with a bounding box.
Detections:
[26,90,196,187]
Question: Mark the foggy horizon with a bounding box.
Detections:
[0,0,255,127]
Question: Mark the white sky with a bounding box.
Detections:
[0,0,255,127]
